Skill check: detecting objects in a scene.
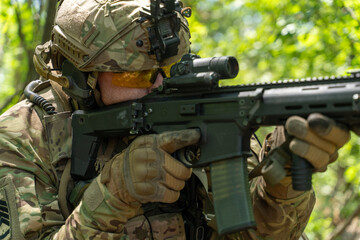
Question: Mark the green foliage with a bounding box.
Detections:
[1,0,360,238]
[0,0,48,113]
[305,134,360,240]
[184,0,360,238]
[186,0,360,87]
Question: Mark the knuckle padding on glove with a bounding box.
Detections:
[130,149,158,180]
[125,148,165,200]
[133,163,158,181]
[120,129,198,204]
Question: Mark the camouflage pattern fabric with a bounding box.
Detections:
[52,0,191,72]
[0,195,10,240]
[0,83,315,239]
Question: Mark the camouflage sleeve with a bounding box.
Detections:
[0,101,66,239]
[53,176,141,239]
[0,86,141,239]
[223,131,316,240]
[240,177,315,239]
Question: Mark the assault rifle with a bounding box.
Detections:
[70,53,360,235]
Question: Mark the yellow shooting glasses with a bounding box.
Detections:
[111,64,172,88]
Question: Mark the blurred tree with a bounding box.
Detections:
[0,0,57,112]
[1,0,360,239]
[185,0,360,84]
[183,0,360,239]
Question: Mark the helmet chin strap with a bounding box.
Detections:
[87,72,104,107]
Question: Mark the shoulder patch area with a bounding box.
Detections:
[0,190,10,240]
[0,177,24,240]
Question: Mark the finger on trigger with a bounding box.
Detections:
[289,139,330,170]
[157,129,201,153]
[307,113,350,148]
[286,116,337,154]
[163,153,192,180]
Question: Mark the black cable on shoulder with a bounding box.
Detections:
[24,80,57,115]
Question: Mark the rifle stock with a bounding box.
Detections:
[70,54,360,235]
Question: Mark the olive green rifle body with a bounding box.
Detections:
[70,54,360,235]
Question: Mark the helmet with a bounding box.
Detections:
[51,0,191,72]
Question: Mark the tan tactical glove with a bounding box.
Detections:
[265,113,350,199]
[286,113,350,172]
[101,129,200,205]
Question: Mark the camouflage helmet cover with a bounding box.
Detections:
[53,0,191,72]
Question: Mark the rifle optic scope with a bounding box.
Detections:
[171,54,239,79]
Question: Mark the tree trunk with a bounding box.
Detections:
[0,0,58,112]
[42,0,57,43]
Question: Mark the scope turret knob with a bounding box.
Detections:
[173,62,188,76]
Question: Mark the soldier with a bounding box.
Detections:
[0,0,351,239]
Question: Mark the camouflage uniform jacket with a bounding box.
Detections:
[0,81,315,239]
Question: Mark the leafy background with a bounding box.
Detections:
[1,0,360,239]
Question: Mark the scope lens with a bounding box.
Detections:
[212,56,239,78]
[226,57,239,78]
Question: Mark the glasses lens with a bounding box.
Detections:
[111,69,157,88]
[110,63,175,88]
[161,64,173,78]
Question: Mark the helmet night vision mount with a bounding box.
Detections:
[143,0,186,62]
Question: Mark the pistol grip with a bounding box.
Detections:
[210,157,256,235]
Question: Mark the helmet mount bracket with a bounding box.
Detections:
[33,43,97,110]
[61,60,97,110]
[145,0,182,62]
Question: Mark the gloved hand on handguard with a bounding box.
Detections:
[265,113,351,199]
[286,113,350,172]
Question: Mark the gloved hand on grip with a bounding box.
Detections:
[264,113,351,199]
[101,129,200,205]
[285,113,350,172]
